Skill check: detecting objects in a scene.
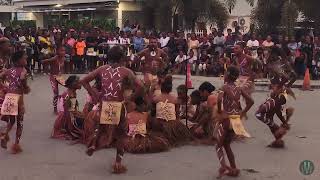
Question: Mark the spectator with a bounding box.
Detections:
[123,20,132,33]
[246,33,259,58]
[133,30,145,53]
[175,50,187,73]
[199,36,211,52]
[188,33,200,58]
[262,35,274,48]
[86,29,98,71]
[176,31,188,54]
[159,32,170,48]
[213,31,225,57]
[300,35,314,73]
[294,51,306,79]
[187,49,198,74]
[74,32,86,72]
[198,49,210,75]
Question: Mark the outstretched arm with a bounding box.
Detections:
[42,56,57,64]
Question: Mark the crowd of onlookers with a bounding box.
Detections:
[1,24,320,80]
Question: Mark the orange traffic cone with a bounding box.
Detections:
[302,68,312,91]
[186,63,194,89]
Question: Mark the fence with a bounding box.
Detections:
[184,29,212,38]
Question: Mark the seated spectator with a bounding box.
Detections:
[175,50,187,74]
[198,50,210,75]
[187,50,198,74]
[262,35,275,48]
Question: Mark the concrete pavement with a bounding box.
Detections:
[0,74,319,180]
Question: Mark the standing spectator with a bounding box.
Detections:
[159,32,170,49]
[294,51,306,79]
[246,33,260,58]
[213,31,225,57]
[97,31,108,66]
[123,20,132,33]
[86,29,98,71]
[133,30,145,53]
[74,32,86,73]
[63,32,76,73]
[188,33,200,58]
[107,33,119,49]
[176,31,188,54]
[199,36,211,53]
[262,35,274,48]
[300,35,314,75]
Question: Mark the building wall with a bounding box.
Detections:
[16,12,43,27]
[117,1,143,28]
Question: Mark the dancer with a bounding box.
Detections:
[51,75,84,141]
[81,45,142,173]
[255,49,296,147]
[151,76,192,146]
[42,46,66,114]
[0,37,11,126]
[119,95,169,154]
[136,36,168,86]
[215,66,254,178]
[191,82,217,139]
[0,51,31,154]
[176,84,196,121]
[232,43,256,95]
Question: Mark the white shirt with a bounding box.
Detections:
[159,37,170,48]
[18,36,26,42]
[175,55,187,63]
[246,40,259,47]
[107,39,119,48]
[119,37,130,45]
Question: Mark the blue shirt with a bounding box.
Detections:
[133,37,145,52]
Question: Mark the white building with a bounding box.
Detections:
[12,0,143,28]
[7,0,254,31]
[222,0,255,33]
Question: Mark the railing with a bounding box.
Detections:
[184,29,212,38]
[0,0,11,5]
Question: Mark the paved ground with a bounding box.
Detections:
[0,74,319,180]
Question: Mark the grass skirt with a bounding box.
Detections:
[120,132,170,154]
[152,119,192,146]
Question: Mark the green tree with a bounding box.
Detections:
[142,0,229,31]
[280,0,298,37]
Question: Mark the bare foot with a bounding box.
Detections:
[112,162,127,174]
[267,140,285,148]
[227,168,240,177]
[86,146,96,156]
[11,144,22,154]
[216,166,231,179]
[0,134,9,149]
